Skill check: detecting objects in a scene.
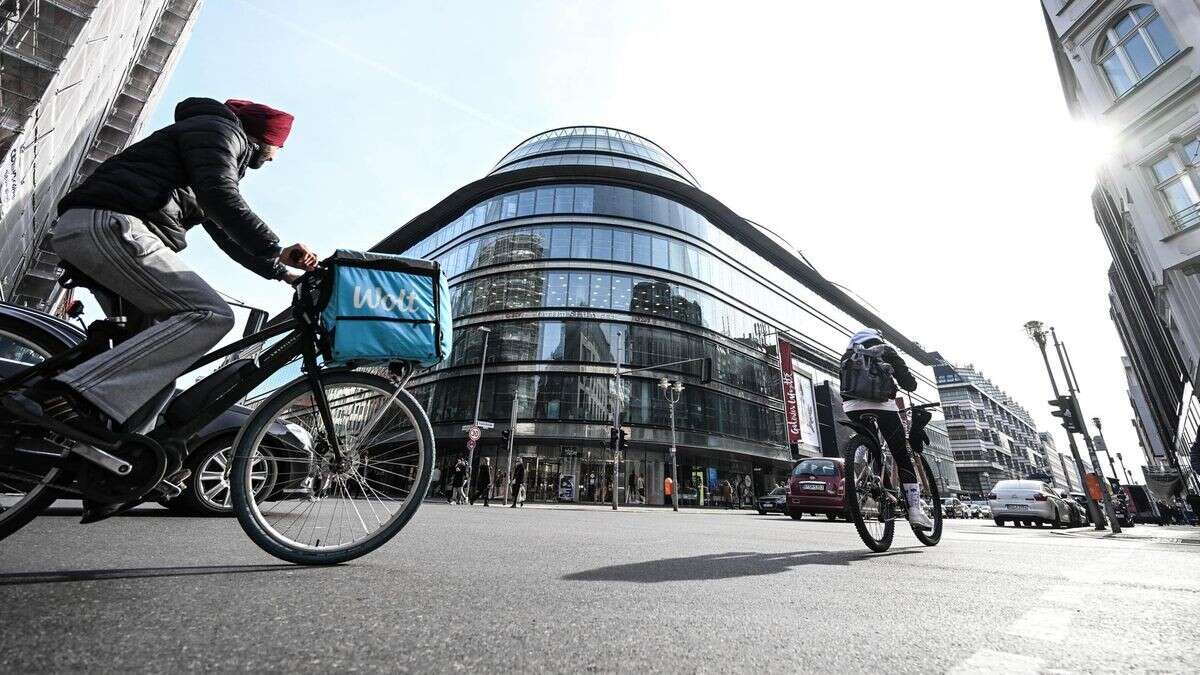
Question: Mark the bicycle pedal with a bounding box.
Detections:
[153,470,191,499]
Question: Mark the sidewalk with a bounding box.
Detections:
[1048,524,1200,545]
[423,498,756,515]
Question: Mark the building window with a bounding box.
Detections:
[1150,135,1200,230]
[1096,5,1179,97]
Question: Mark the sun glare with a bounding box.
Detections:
[1065,119,1119,170]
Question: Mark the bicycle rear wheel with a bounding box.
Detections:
[911,454,942,546]
[0,320,75,542]
[230,370,433,565]
[843,434,894,553]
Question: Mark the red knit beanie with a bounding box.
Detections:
[225,99,294,147]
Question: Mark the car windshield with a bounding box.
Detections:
[792,459,837,476]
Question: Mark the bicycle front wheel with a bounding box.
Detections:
[843,434,894,553]
[230,370,433,565]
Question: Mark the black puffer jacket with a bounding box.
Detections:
[58,97,285,279]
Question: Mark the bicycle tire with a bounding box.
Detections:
[911,453,942,546]
[843,433,894,553]
[0,317,77,542]
[230,370,433,565]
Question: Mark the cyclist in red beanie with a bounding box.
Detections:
[5,96,317,521]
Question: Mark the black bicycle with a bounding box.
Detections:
[839,402,942,552]
[0,270,434,565]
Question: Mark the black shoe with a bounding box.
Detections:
[80,498,140,524]
[6,380,114,439]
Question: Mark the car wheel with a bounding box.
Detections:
[994,518,1004,527]
[789,510,802,521]
[757,509,766,515]
[178,438,277,516]
[826,513,838,521]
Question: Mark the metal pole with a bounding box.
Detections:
[505,394,517,506]
[1027,322,1105,528]
[466,327,490,500]
[612,331,622,511]
[667,385,681,512]
[1093,418,1120,483]
[1052,328,1120,533]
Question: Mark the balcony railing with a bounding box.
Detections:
[1171,202,1200,231]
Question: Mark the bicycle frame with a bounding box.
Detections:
[0,283,353,467]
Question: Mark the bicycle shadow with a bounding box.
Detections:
[562,548,921,583]
[0,564,297,587]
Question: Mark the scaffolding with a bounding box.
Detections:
[0,0,202,310]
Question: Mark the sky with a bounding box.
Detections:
[143,1,1144,480]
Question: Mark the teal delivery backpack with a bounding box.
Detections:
[318,250,452,367]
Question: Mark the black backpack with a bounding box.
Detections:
[840,343,898,402]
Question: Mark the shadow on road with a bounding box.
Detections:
[563,548,921,583]
[0,564,297,587]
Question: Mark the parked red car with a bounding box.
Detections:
[786,457,847,521]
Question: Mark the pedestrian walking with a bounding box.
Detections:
[510,459,526,508]
[471,457,492,506]
[721,479,733,509]
[450,458,467,505]
[664,475,673,506]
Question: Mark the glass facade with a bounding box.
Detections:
[386,126,937,505]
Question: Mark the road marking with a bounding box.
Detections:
[1040,585,1090,607]
[1005,607,1073,643]
[949,649,1043,675]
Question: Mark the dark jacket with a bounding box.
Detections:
[58,97,285,280]
[450,464,467,488]
[512,462,526,486]
[476,464,492,491]
[840,338,918,403]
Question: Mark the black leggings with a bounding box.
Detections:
[848,410,918,484]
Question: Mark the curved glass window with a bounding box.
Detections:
[1096,5,1179,96]
[441,319,783,397]
[397,184,887,369]
[414,372,785,446]
[493,127,696,185]
[450,268,847,361]
[492,152,690,184]
[430,224,853,349]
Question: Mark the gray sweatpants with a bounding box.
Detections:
[51,208,235,425]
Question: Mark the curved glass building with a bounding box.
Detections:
[377,126,939,505]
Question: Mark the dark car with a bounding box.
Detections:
[786,457,846,521]
[757,486,788,515]
[0,301,301,516]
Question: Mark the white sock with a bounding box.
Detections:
[903,483,921,510]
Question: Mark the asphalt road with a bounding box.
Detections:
[1,502,1197,673]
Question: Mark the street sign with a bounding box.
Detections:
[476,421,495,429]
[467,426,481,441]
[466,438,477,451]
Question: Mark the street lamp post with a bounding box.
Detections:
[1116,452,1133,485]
[981,471,991,501]
[465,326,491,501]
[1048,327,1120,533]
[1093,417,1120,485]
[659,377,683,512]
[1024,321,1109,530]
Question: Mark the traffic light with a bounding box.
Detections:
[700,357,713,384]
[619,427,630,451]
[1049,396,1080,434]
[501,429,512,447]
[610,427,619,449]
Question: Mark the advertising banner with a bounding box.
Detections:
[778,339,821,454]
[778,340,803,445]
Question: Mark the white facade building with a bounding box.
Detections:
[1043,2,1200,475]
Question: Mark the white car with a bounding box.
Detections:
[988,479,1072,528]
